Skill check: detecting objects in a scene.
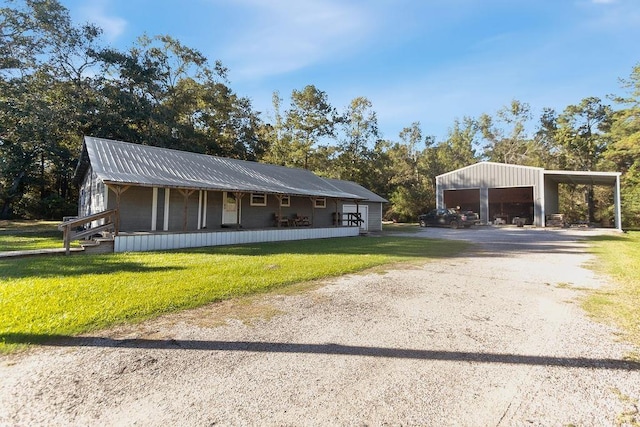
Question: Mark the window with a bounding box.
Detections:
[250,193,267,206]
[314,198,326,208]
[280,195,290,207]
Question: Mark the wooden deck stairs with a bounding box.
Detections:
[58,209,118,255]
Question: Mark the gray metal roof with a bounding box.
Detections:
[78,137,378,200]
[437,161,620,187]
[321,178,388,203]
[544,169,620,186]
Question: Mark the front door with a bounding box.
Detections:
[222,192,239,225]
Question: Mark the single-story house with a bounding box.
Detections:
[72,136,387,252]
[435,162,622,230]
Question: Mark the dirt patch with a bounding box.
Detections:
[1,228,638,425]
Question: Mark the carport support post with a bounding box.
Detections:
[615,174,622,231]
[480,187,489,225]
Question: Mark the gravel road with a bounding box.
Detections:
[1,226,639,426]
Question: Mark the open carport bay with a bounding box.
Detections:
[1,228,638,426]
[444,187,535,224]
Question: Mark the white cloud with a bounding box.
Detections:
[215,0,376,79]
[78,1,127,42]
[591,0,616,4]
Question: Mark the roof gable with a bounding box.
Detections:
[436,161,543,179]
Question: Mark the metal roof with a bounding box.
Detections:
[437,161,620,187]
[77,137,376,200]
[543,170,621,186]
[321,177,388,203]
[436,161,544,179]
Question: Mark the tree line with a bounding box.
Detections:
[2,1,639,227]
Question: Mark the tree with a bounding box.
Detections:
[0,0,102,218]
[335,97,379,184]
[605,63,640,226]
[0,0,71,73]
[260,91,293,166]
[436,117,478,172]
[384,123,432,221]
[284,85,338,170]
[554,97,613,223]
[1,1,265,219]
[535,108,563,169]
[555,97,612,171]
[479,100,543,165]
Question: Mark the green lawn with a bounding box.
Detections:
[584,231,640,353]
[382,222,421,233]
[0,220,74,251]
[0,235,468,353]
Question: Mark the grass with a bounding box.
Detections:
[0,220,78,251]
[583,231,640,351]
[0,234,469,353]
[382,222,421,233]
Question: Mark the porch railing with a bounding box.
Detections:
[58,209,117,255]
[343,212,364,227]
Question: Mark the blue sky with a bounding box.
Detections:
[59,0,640,143]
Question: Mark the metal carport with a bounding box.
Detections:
[542,170,622,231]
[436,162,622,231]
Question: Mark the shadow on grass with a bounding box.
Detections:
[3,333,639,371]
[0,256,184,279]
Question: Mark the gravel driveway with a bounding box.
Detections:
[2,226,639,426]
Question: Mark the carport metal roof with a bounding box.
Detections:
[544,170,621,186]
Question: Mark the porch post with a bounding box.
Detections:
[163,188,170,231]
[310,197,316,227]
[108,184,129,236]
[334,199,339,227]
[197,190,203,230]
[234,192,245,229]
[202,191,208,229]
[275,194,284,227]
[179,189,196,231]
[151,187,158,231]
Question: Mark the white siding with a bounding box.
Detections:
[114,227,360,253]
[79,167,107,217]
[367,202,383,232]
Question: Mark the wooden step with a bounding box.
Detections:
[80,238,115,254]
